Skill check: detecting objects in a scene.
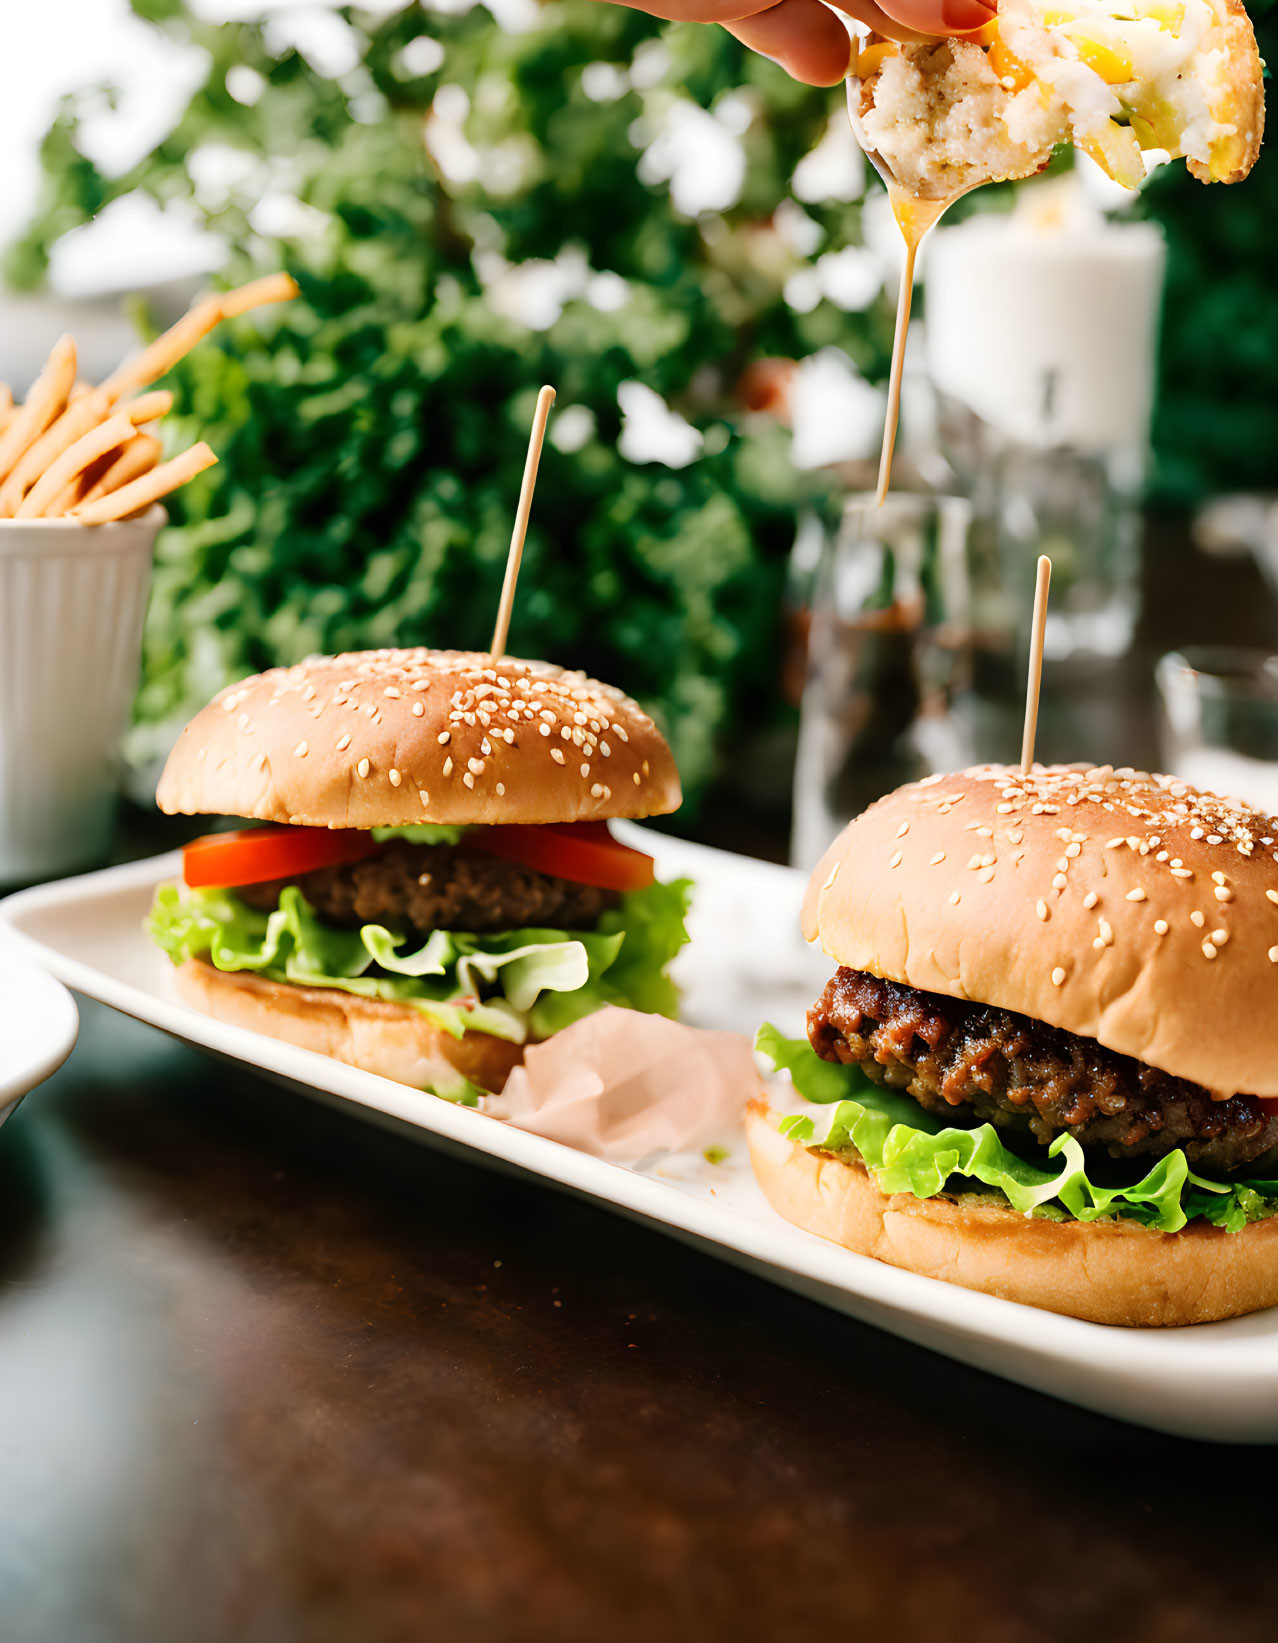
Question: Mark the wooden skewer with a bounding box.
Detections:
[1020,554,1052,775]
[490,385,555,659]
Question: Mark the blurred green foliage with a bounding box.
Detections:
[7,0,894,809]
[1140,0,1276,504]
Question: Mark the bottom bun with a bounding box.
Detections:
[176,959,525,1095]
[745,1101,1278,1327]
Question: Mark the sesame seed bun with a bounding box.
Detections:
[745,1101,1278,1326]
[175,960,527,1094]
[157,649,681,828]
[803,764,1278,1098]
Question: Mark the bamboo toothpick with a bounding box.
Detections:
[490,385,555,659]
[1020,554,1052,774]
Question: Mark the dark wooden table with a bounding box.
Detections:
[4,520,1278,1643]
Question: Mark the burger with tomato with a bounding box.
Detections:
[147,648,688,1102]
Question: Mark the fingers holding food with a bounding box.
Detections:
[724,0,855,84]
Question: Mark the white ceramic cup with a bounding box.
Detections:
[0,506,163,883]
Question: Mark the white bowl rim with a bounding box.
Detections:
[0,503,167,531]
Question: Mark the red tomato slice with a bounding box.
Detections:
[182,825,381,889]
[470,823,655,893]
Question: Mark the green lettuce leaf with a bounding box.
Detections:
[369,824,470,846]
[756,1028,1278,1236]
[148,877,689,1056]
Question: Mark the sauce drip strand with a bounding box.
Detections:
[876,189,952,505]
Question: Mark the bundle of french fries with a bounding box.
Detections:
[0,272,298,526]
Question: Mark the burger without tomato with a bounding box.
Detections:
[752,764,1278,1326]
[148,648,689,1102]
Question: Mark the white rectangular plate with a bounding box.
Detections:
[3,824,1276,1444]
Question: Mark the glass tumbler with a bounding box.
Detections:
[791,492,975,872]
[1156,646,1278,813]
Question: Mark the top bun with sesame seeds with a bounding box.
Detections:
[156,648,682,829]
[802,763,1278,1098]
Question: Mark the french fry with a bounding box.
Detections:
[18,414,135,519]
[121,389,173,426]
[46,432,162,518]
[100,273,298,402]
[217,271,299,318]
[0,335,77,486]
[0,388,110,517]
[98,299,223,404]
[70,442,217,525]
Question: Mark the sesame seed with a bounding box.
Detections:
[591,783,605,799]
[967,854,982,870]
[1190,911,1205,928]
[1212,871,1227,885]
[1267,890,1278,906]
[468,758,484,776]
[1270,947,1278,963]
[295,741,308,758]
[438,732,450,746]
[443,757,453,776]
[1207,835,1223,846]
[389,768,402,787]
[463,773,475,789]
[1105,838,1124,849]
[1154,919,1168,935]
[255,752,267,773]
[1126,888,1146,902]
[384,687,401,699]
[496,782,505,796]
[1053,874,1067,890]
[896,821,910,838]
[1171,867,1193,879]
[1212,927,1228,945]
[1202,941,1217,960]
[929,851,946,865]
[632,772,641,785]
[978,866,995,884]
[600,742,610,757]
[1051,967,1066,987]
[1036,900,1049,921]
[1083,891,1098,910]
[1065,843,1081,859]
[1215,886,1234,903]
[412,701,425,717]
[356,758,370,779]
[615,726,628,742]
[419,790,430,805]
[481,738,492,755]
[889,851,903,869]
[551,749,566,765]
[1008,831,1023,845]
[580,763,590,778]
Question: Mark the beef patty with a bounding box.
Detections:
[238,840,617,936]
[809,967,1278,1174]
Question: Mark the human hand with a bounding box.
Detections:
[599,0,996,85]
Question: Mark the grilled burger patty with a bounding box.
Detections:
[809,968,1278,1174]
[237,840,618,936]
